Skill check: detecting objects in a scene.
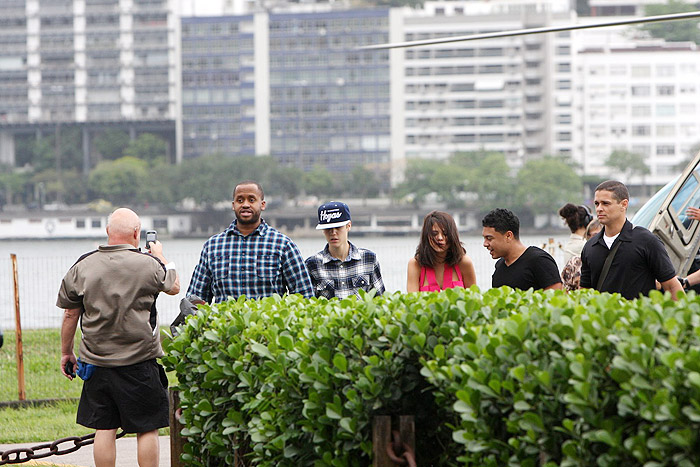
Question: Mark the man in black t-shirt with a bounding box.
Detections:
[580,180,682,300]
[482,208,562,290]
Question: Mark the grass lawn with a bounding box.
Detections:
[0,400,92,443]
[0,328,172,444]
[1,328,81,402]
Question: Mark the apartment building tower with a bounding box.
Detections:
[181,8,393,176]
[575,40,700,187]
[0,0,178,168]
[398,0,577,168]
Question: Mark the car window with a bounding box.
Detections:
[670,168,700,230]
[632,177,676,229]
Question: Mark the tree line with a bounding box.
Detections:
[0,127,669,221]
[0,129,385,209]
[393,151,587,215]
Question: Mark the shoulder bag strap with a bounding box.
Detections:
[596,240,622,291]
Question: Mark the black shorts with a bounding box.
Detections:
[76,359,169,433]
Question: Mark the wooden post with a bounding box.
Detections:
[11,254,25,401]
[169,389,184,467]
[372,415,392,467]
[373,415,416,466]
[399,415,415,456]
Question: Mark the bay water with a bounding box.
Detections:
[1,233,569,329]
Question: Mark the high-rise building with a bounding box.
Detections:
[180,14,258,159]
[181,8,393,176]
[397,0,576,168]
[575,40,700,186]
[0,0,178,169]
[268,8,391,173]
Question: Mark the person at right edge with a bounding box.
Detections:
[57,208,180,467]
[580,180,683,300]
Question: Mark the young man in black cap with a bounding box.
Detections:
[305,201,385,299]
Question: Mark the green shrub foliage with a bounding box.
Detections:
[162,287,700,466]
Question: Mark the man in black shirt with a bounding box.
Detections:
[580,180,683,300]
[482,208,562,290]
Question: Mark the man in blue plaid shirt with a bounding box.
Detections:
[187,181,313,302]
[305,201,385,299]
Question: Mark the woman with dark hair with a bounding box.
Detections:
[561,218,602,291]
[407,211,476,292]
[558,203,592,263]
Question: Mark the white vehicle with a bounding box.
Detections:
[632,151,700,276]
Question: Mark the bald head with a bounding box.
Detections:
[106,208,141,246]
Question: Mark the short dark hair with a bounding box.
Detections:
[595,180,629,202]
[482,208,520,239]
[415,211,465,268]
[233,180,264,199]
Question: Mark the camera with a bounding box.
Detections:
[64,361,76,378]
[146,230,157,250]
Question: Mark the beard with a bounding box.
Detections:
[236,210,261,225]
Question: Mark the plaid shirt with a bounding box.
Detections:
[187,219,313,302]
[304,242,385,299]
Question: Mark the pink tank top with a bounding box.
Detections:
[419,265,464,292]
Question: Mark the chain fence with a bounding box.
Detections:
[0,430,126,465]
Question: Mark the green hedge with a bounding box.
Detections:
[162,287,700,466]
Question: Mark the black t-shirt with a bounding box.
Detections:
[492,246,562,290]
[580,219,676,300]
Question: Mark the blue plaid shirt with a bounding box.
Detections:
[304,242,385,299]
[187,219,313,302]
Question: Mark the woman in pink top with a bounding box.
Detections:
[407,211,477,292]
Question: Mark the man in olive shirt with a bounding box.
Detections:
[57,208,179,467]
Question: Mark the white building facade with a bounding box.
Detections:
[575,40,700,186]
[396,0,577,169]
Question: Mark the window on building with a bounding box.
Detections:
[656,144,675,155]
[656,124,675,136]
[656,104,675,116]
[610,65,626,75]
[657,85,674,96]
[631,86,650,96]
[610,104,626,116]
[631,105,651,116]
[631,145,651,156]
[656,65,674,77]
[556,114,571,124]
[611,125,626,136]
[680,103,696,114]
[631,65,651,77]
[632,125,650,136]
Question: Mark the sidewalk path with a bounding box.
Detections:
[0,435,171,466]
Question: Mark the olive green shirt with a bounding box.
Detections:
[56,244,177,367]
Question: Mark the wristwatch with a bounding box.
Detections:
[679,277,690,289]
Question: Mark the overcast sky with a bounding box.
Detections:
[179,0,224,16]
